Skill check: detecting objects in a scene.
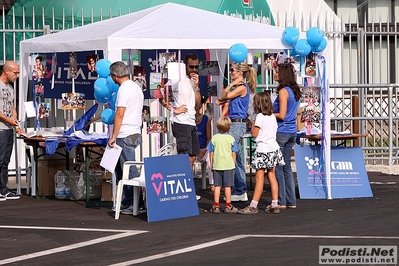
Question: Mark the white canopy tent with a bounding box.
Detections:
[18,2,298,120]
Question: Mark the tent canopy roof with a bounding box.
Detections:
[20,3,289,54]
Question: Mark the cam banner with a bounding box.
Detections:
[294,145,373,199]
[144,154,199,222]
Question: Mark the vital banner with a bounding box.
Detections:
[144,154,199,222]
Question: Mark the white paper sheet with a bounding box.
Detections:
[100,144,122,173]
[24,101,37,118]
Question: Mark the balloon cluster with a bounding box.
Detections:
[282,26,327,57]
[93,59,119,125]
[228,43,248,63]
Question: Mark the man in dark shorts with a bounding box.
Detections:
[162,54,202,199]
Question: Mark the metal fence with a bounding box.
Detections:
[1,5,399,170]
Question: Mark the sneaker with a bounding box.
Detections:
[225,193,248,202]
[196,195,201,201]
[224,205,238,214]
[112,203,130,212]
[4,192,20,200]
[210,205,221,214]
[237,205,259,214]
[265,205,280,214]
[120,205,147,215]
[0,195,6,201]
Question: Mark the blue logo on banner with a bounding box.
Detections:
[41,51,103,99]
[294,145,373,199]
[144,154,199,222]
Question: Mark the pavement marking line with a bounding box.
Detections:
[250,234,399,240]
[109,235,249,266]
[0,225,143,233]
[109,234,399,266]
[0,226,147,265]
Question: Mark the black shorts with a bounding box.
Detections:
[172,122,199,156]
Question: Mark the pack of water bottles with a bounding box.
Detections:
[54,170,72,200]
[68,171,102,200]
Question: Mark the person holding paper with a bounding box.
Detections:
[161,53,202,200]
[0,61,28,201]
[107,61,144,215]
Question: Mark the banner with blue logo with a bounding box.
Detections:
[39,51,103,100]
[294,145,373,199]
[144,154,199,222]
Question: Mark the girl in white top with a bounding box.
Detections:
[238,92,285,215]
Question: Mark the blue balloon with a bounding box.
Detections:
[94,91,110,105]
[314,37,327,52]
[294,39,312,56]
[282,26,300,45]
[101,108,115,125]
[106,76,119,93]
[228,43,248,63]
[306,27,324,46]
[94,78,111,97]
[95,59,112,78]
[110,92,117,110]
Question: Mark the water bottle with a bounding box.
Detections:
[54,170,65,199]
[64,170,71,200]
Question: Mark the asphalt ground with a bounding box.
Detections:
[1,171,398,266]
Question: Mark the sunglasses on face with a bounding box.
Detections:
[188,65,199,69]
[230,67,239,72]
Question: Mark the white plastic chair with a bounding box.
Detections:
[114,143,177,219]
[23,143,36,196]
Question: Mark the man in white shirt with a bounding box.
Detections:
[108,61,144,213]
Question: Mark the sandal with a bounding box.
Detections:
[210,205,221,214]
[265,205,280,214]
[287,206,297,209]
[224,205,238,214]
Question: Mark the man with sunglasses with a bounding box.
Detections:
[0,61,27,201]
[163,53,202,200]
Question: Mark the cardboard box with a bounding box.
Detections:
[37,159,73,196]
[101,171,114,202]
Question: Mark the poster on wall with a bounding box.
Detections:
[207,81,217,96]
[86,54,99,73]
[159,52,176,74]
[149,72,164,99]
[31,51,103,100]
[198,61,219,76]
[142,105,150,123]
[133,66,147,92]
[37,102,51,119]
[31,54,48,81]
[34,81,45,99]
[147,116,167,134]
[300,87,321,123]
[61,93,86,110]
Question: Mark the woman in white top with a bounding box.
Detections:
[238,92,285,215]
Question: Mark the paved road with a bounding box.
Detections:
[1,172,398,266]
